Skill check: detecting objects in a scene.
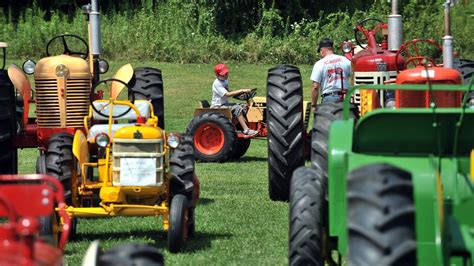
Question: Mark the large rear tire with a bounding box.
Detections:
[187,112,237,162]
[266,65,305,201]
[231,138,251,160]
[168,194,189,253]
[347,163,416,265]
[311,102,358,188]
[0,69,17,174]
[130,67,165,129]
[289,167,325,266]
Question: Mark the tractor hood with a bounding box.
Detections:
[34,55,90,79]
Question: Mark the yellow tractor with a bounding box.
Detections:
[4,0,187,250]
[65,72,198,253]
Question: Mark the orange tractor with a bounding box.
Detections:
[2,0,166,238]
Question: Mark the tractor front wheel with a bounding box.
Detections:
[168,194,189,253]
[187,112,237,162]
[266,65,305,201]
[41,133,77,240]
[289,167,325,266]
[170,135,197,237]
[347,163,416,265]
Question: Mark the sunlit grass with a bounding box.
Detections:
[15,60,313,265]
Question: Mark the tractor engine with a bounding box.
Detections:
[34,55,91,144]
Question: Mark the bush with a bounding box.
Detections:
[0,0,472,63]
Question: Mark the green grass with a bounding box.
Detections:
[14,60,314,265]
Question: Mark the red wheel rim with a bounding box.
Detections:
[194,123,225,155]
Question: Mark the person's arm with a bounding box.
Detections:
[310,62,322,111]
[224,89,250,97]
[312,81,320,111]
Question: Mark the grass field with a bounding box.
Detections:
[15,60,314,265]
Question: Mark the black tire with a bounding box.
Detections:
[347,163,416,266]
[99,243,164,266]
[45,133,74,203]
[231,138,251,159]
[454,58,474,100]
[266,65,305,201]
[39,215,57,245]
[0,69,17,174]
[44,133,78,239]
[186,112,237,162]
[289,167,325,266]
[168,194,189,253]
[130,67,165,129]
[170,134,196,238]
[311,102,358,188]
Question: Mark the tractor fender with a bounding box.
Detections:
[7,64,30,127]
[111,63,134,99]
[72,130,89,169]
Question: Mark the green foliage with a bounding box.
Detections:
[0,0,472,64]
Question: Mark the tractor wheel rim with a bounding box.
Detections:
[194,123,225,155]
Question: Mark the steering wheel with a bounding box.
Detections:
[354,18,385,49]
[395,39,442,72]
[46,34,89,59]
[90,78,135,119]
[233,88,257,101]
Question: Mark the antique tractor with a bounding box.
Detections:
[341,15,405,114]
[287,1,474,264]
[0,174,71,265]
[3,0,165,178]
[266,12,406,201]
[187,87,311,162]
[62,76,198,253]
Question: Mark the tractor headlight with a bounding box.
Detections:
[55,64,69,77]
[95,133,110,148]
[167,134,180,149]
[98,59,109,74]
[22,60,36,75]
[342,41,353,53]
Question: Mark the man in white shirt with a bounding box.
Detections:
[310,38,352,111]
[211,63,258,136]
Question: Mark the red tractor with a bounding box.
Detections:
[341,17,405,114]
[0,174,70,266]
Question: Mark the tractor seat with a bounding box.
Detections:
[200,100,210,108]
[91,100,152,120]
[87,100,152,141]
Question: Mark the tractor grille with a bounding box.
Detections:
[112,139,164,186]
[35,77,91,128]
[353,71,398,109]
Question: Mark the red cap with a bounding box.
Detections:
[214,63,229,76]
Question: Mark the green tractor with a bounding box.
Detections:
[289,79,474,265]
[287,38,474,266]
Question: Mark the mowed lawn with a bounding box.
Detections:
[16,61,314,265]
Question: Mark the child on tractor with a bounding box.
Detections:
[211,63,258,136]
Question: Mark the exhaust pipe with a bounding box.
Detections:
[388,0,402,51]
[90,0,101,56]
[442,0,454,68]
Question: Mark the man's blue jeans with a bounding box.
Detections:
[321,94,342,103]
